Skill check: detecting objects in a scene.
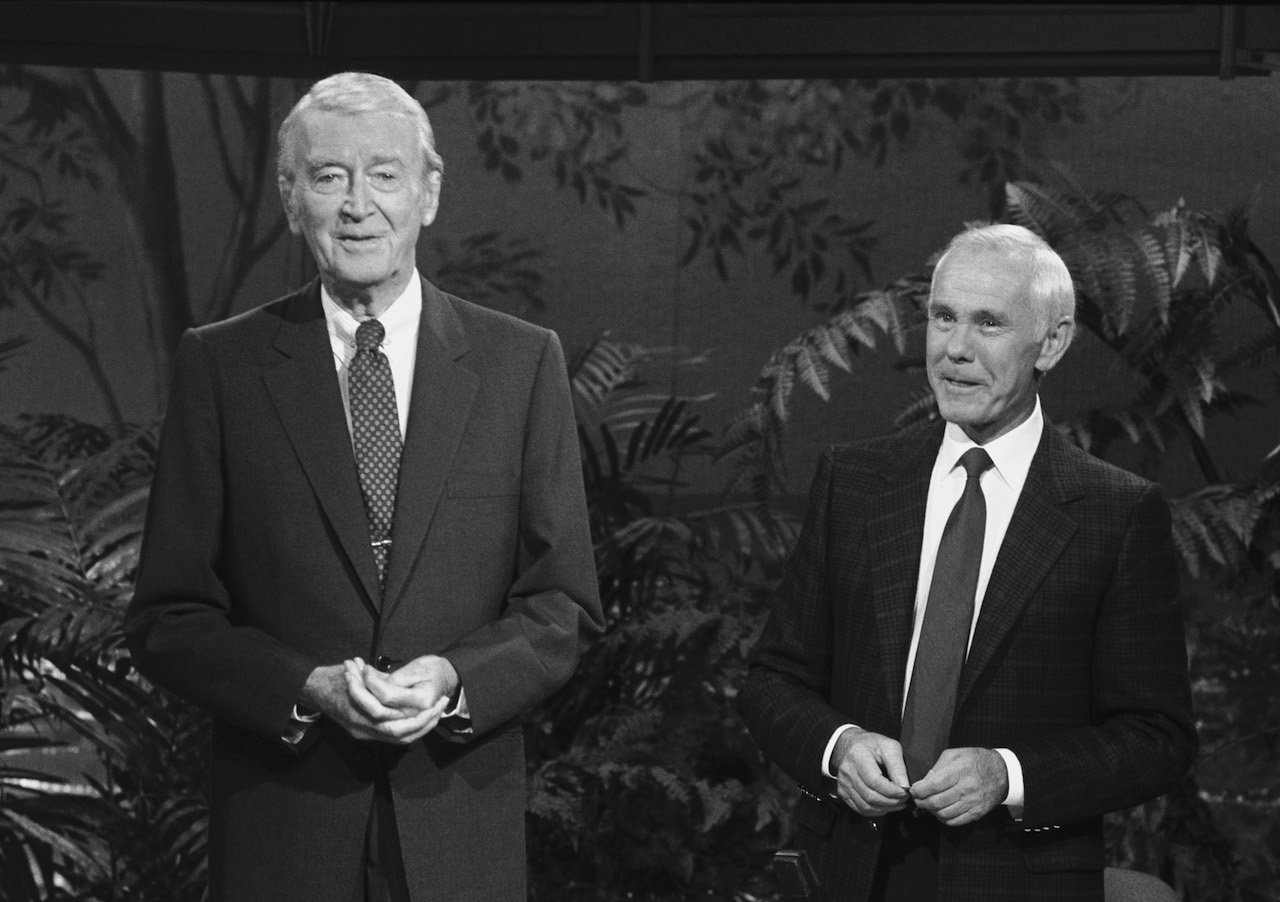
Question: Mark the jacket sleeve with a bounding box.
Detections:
[440,330,604,737]
[123,329,316,745]
[1011,482,1198,825]
[737,449,854,798]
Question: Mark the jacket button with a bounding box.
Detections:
[375,655,393,672]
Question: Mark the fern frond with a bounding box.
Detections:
[1171,486,1257,579]
[1005,181,1088,244]
[570,334,648,414]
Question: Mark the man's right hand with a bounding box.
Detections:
[832,727,911,817]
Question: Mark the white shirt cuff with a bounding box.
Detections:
[444,687,469,718]
[823,724,860,778]
[994,747,1024,820]
[282,704,322,745]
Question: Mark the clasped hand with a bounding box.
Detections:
[831,729,1008,826]
[302,654,459,745]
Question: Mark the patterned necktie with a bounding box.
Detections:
[350,318,402,587]
[901,446,994,782]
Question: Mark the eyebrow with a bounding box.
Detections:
[303,157,344,173]
[928,300,1007,324]
[303,154,406,172]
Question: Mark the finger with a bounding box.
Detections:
[388,657,433,687]
[346,663,401,721]
[379,707,436,742]
[933,787,981,824]
[378,697,449,744]
[837,783,888,817]
[837,775,908,816]
[855,756,909,801]
[361,668,422,711]
[917,790,958,818]
[913,780,961,814]
[939,804,980,827]
[910,756,963,801]
[880,743,910,792]
[838,777,898,811]
[389,665,427,687]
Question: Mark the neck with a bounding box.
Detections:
[959,395,1037,445]
[323,270,414,319]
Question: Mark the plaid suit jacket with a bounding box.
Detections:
[738,418,1196,902]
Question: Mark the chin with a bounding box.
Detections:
[330,266,391,289]
[938,405,995,436]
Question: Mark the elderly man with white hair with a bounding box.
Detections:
[740,224,1197,901]
[126,72,602,902]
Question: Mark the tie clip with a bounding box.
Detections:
[370,539,392,548]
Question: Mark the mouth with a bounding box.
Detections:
[938,375,984,392]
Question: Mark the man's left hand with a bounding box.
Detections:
[909,747,1009,826]
[344,655,460,744]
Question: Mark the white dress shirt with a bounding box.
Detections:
[823,398,1046,818]
[321,275,421,442]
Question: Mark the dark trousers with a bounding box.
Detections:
[870,812,941,902]
[364,763,411,902]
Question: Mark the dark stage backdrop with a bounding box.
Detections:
[3,71,1279,495]
[3,68,1280,899]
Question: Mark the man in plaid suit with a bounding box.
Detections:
[739,224,1196,901]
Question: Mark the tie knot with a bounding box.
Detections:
[355,319,385,352]
[958,447,993,480]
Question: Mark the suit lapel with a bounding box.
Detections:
[381,280,479,620]
[957,426,1081,709]
[866,423,942,719]
[262,282,382,616]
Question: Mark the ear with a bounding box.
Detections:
[419,170,442,228]
[279,179,302,235]
[1035,318,1075,374]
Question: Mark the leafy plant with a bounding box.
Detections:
[461,78,1099,307]
[0,415,209,902]
[525,336,796,901]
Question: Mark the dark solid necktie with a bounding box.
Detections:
[900,446,994,782]
[350,318,402,588]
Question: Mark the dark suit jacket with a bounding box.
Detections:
[124,278,603,902]
[738,418,1196,902]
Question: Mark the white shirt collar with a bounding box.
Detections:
[320,273,422,353]
[933,396,1044,495]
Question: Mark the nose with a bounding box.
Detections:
[341,174,371,219]
[945,324,974,361]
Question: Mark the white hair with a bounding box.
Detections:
[276,72,443,191]
[931,223,1075,333]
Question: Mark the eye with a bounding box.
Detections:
[311,169,346,192]
[931,309,955,324]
